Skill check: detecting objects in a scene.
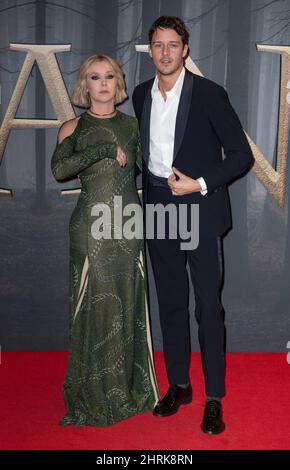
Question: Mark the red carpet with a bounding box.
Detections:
[0,352,289,450]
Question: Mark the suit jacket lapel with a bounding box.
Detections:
[173,69,194,163]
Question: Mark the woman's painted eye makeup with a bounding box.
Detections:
[90,74,115,80]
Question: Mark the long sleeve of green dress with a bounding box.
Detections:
[51,133,117,181]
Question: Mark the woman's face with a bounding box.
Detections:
[85,60,118,106]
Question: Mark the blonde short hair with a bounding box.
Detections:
[71,54,128,108]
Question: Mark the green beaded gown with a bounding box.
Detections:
[51,110,159,427]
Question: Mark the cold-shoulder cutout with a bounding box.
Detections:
[57,116,81,144]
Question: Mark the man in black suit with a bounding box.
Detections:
[132,16,254,434]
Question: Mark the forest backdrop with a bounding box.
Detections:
[0,0,290,351]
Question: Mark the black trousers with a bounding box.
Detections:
[146,185,226,397]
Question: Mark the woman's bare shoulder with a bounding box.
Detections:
[57,116,81,144]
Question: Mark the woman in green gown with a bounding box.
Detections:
[51,54,159,427]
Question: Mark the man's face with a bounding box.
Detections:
[149,27,188,77]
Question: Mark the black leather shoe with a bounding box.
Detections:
[153,384,192,417]
[201,400,225,434]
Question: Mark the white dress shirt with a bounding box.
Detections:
[149,67,207,195]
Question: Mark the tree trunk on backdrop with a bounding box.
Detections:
[34,0,47,210]
[224,0,252,296]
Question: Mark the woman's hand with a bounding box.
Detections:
[116,146,127,167]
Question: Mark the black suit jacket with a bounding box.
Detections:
[132,69,254,236]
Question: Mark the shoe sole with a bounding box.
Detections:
[153,396,192,417]
[200,422,226,435]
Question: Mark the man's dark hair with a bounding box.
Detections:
[148,16,189,46]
